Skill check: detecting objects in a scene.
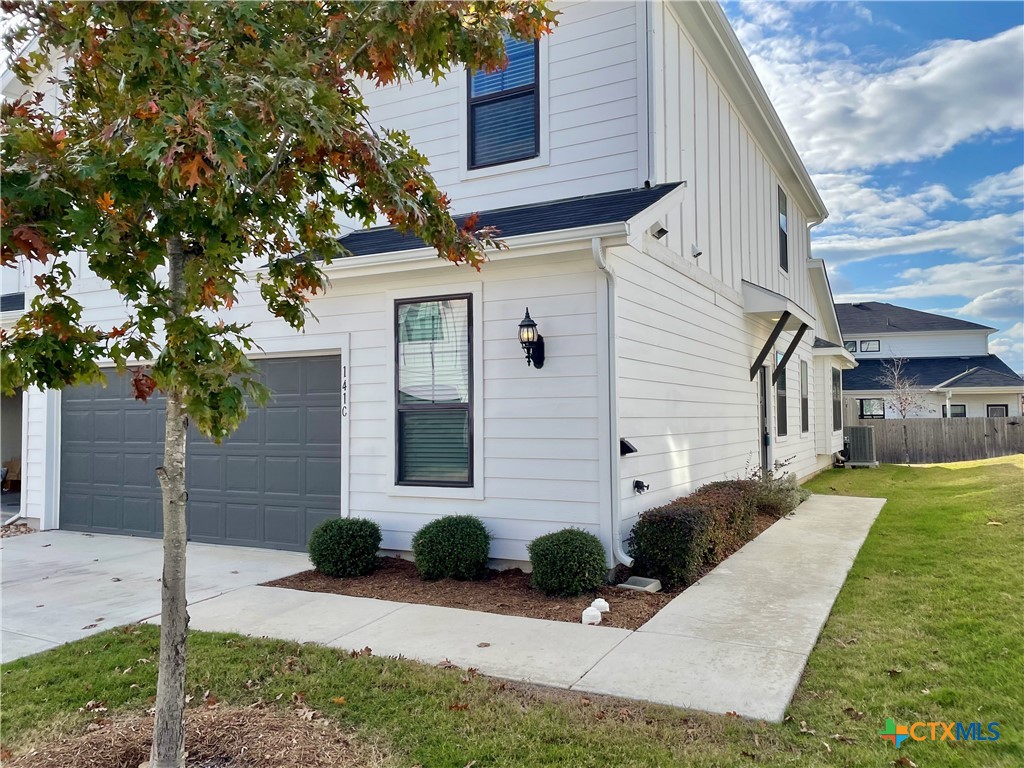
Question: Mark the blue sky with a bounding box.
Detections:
[723,1,1024,370]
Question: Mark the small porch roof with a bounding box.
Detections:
[741,281,814,332]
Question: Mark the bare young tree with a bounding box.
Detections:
[875,357,933,465]
[875,357,933,419]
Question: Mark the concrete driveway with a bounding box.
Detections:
[1,530,310,663]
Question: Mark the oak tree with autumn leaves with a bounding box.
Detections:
[0,2,555,766]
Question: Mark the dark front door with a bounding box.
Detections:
[60,355,342,551]
[757,367,770,475]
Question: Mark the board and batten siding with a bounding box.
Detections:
[650,2,814,312]
[355,0,645,217]
[21,249,605,562]
[608,243,824,537]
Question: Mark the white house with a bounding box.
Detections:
[837,301,1024,421]
[4,1,854,566]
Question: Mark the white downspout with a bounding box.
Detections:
[593,237,633,567]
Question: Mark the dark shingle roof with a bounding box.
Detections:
[835,302,994,335]
[843,355,1020,390]
[331,183,683,258]
[939,367,1024,389]
[0,292,24,312]
[812,337,842,349]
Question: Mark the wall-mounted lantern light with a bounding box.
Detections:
[517,307,545,369]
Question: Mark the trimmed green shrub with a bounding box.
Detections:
[412,515,491,581]
[690,479,760,554]
[528,528,607,597]
[308,517,381,578]
[627,503,715,590]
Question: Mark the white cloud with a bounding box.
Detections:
[739,19,1024,172]
[955,287,1024,321]
[834,259,1024,305]
[814,212,1023,264]
[813,172,955,236]
[967,165,1024,208]
[990,322,1024,373]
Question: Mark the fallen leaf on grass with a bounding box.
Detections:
[886,668,902,677]
[986,520,1003,526]
[831,733,856,744]
[725,711,739,717]
[460,668,478,684]
[437,658,458,669]
[79,700,107,713]
[349,646,372,658]
[894,758,918,768]
[449,702,469,711]
[843,707,865,720]
[331,697,347,705]
[740,752,756,760]
[820,741,832,754]
[799,721,816,735]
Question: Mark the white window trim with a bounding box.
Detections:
[458,36,550,182]
[385,282,484,500]
[860,339,880,352]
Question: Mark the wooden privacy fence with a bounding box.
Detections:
[846,417,1024,464]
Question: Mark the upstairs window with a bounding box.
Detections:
[468,38,539,169]
[800,360,810,432]
[778,187,789,272]
[396,296,473,486]
[844,341,857,353]
[860,340,880,352]
[776,352,788,437]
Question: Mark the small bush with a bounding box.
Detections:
[751,471,809,519]
[412,515,491,581]
[308,518,381,578]
[627,503,715,590]
[691,479,760,545]
[528,528,607,597]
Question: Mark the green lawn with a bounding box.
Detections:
[3,456,1022,767]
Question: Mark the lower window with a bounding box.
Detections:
[395,295,473,486]
[987,404,1008,417]
[858,398,885,419]
[942,404,967,418]
[776,353,787,437]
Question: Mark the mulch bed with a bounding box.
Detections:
[265,513,780,631]
[1,522,35,538]
[4,706,381,768]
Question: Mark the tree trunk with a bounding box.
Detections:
[150,237,189,768]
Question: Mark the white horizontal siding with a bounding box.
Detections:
[611,242,823,538]
[845,331,991,359]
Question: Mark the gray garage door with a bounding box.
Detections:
[60,355,341,551]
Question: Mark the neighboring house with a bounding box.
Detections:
[4,2,854,565]
[836,301,1024,421]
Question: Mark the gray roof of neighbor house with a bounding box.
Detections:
[843,355,1021,390]
[812,337,842,349]
[835,302,994,335]
[329,183,683,259]
[937,366,1024,389]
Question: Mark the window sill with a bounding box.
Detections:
[387,484,484,501]
[459,153,548,182]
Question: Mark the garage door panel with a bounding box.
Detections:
[264,506,304,547]
[306,457,341,496]
[224,456,259,492]
[307,407,341,444]
[62,355,341,552]
[92,495,122,529]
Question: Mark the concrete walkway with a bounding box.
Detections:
[4,494,883,721]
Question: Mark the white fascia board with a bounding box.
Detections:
[806,259,844,345]
[811,345,858,368]
[247,223,628,281]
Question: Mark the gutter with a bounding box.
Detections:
[592,237,633,567]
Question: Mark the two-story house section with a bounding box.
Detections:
[11,2,854,566]
[837,301,1024,420]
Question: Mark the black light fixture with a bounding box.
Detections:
[517,307,545,369]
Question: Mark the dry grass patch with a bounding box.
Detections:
[5,706,383,768]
